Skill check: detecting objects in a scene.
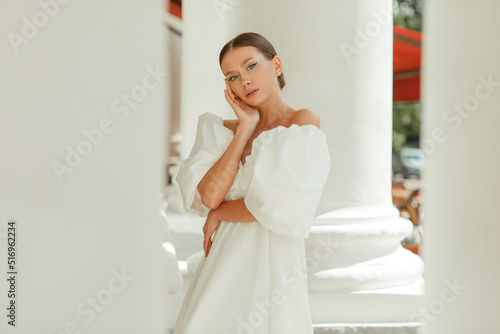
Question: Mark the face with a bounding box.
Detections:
[220,46,282,106]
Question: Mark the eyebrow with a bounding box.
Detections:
[224,57,254,76]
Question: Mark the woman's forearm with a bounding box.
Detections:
[213,198,257,223]
[197,127,253,209]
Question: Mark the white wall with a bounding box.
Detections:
[178,0,226,161]
[0,1,167,333]
[421,1,500,333]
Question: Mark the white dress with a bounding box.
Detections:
[173,111,331,334]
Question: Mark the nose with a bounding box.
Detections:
[240,73,251,85]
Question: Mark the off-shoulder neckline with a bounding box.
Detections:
[217,117,322,141]
[222,123,322,166]
[203,112,324,168]
[202,111,322,136]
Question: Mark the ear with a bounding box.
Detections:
[272,55,282,74]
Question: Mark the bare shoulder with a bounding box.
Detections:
[223,119,239,134]
[291,109,321,129]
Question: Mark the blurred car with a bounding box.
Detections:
[393,147,425,178]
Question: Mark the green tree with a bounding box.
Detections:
[393,102,420,150]
[393,0,423,31]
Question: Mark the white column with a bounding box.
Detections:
[0,0,167,333]
[420,1,500,333]
[223,0,424,326]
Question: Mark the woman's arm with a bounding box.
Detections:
[203,198,256,256]
[197,125,254,209]
[212,198,257,222]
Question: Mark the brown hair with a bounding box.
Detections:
[219,32,285,90]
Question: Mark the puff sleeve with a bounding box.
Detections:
[243,124,331,239]
[175,112,234,217]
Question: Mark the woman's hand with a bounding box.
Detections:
[224,78,260,130]
[203,208,221,257]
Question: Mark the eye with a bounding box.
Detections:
[228,62,257,81]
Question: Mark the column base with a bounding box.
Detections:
[312,322,422,334]
[309,277,425,323]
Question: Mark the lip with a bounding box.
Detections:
[246,89,259,97]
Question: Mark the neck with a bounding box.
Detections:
[255,90,292,129]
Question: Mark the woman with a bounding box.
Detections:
[173,32,331,334]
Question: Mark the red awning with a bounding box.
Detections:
[168,0,182,18]
[394,25,422,103]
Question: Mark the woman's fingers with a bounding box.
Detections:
[225,78,240,101]
[206,239,212,257]
[224,89,244,117]
[203,235,208,256]
[224,88,234,105]
[203,222,217,257]
[203,230,210,255]
[224,78,235,100]
[204,231,214,257]
[224,88,246,109]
